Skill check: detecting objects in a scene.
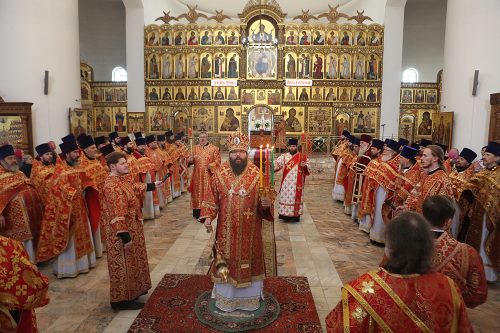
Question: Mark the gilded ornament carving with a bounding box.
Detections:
[317,4,349,23]
[293,10,318,23]
[207,10,232,23]
[176,5,209,23]
[155,11,179,25]
[349,10,373,24]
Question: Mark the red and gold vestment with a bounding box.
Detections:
[404,168,453,213]
[30,159,55,200]
[36,161,94,262]
[0,236,49,333]
[275,152,310,217]
[458,167,500,274]
[393,161,422,206]
[0,168,43,247]
[448,164,476,200]
[335,149,356,189]
[325,268,472,333]
[200,162,275,287]
[101,175,151,303]
[344,154,371,207]
[79,154,107,234]
[189,143,220,210]
[432,232,487,308]
[357,157,381,219]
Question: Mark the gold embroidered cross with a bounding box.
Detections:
[352,306,367,322]
[361,280,375,294]
[296,185,303,191]
[228,185,235,197]
[243,208,254,219]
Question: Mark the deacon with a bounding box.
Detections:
[423,195,487,308]
[402,145,453,213]
[0,235,50,332]
[358,138,384,233]
[0,144,43,262]
[274,138,310,222]
[458,141,500,283]
[37,139,96,278]
[135,137,156,219]
[187,131,220,219]
[200,133,275,312]
[326,212,472,332]
[101,151,165,310]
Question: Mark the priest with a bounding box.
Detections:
[274,138,310,222]
[200,133,275,312]
[0,144,44,262]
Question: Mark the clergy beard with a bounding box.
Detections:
[456,164,470,172]
[358,146,368,156]
[126,147,134,154]
[0,160,19,172]
[288,148,297,155]
[67,159,79,166]
[230,157,248,175]
[381,153,394,162]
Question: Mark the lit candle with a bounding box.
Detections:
[259,145,263,188]
[270,146,275,187]
[265,144,270,187]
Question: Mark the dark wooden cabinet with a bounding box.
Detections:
[0,98,34,154]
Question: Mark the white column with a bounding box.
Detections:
[441,0,500,152]
[0,0,81,148]
[123,0,145,113]
[380,0,407,140]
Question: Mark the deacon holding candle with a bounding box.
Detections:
[274,138,310,222]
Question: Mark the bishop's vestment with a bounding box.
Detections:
[0,236,50,333]
[200,161,275,312]
[101,174,151,303]
[325,268,472,333]
[274,152,310,218]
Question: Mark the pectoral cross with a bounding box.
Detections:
[243,208,254,219]
[228,185,235,197]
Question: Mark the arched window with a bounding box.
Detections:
[402,68,418,83]
[112,66,127,82]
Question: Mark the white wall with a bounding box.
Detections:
[0,0,81,149]
[441,0,500,152]
[79,0,126,81]
[402,0,446,82]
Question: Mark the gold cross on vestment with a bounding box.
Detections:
[228,186,235,197]
[243,208,254,219]
[296,185,303,191]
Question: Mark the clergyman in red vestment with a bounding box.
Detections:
[187,131,220,219]
[326,212,473,333]
[0,144,43,263]
[423,195,487,308]
[200,132,276,312]
[101,151,165,310]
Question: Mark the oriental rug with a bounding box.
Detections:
[127,274,322,333]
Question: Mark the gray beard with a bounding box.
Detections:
[0,160,19,172]
[230,159,248,175]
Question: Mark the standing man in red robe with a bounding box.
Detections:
[423,195,487,308]
[187,131,220,219]
[0,144,44,262]
[200,133,275,312]
[101,151,165,310]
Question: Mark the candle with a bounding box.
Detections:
[265,144,270,187]
[270,146,275,187]
[188,127,193,137]
[259,145,263,188]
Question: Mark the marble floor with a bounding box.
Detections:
[35,159,499,333]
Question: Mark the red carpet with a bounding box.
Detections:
[127,274,322,333]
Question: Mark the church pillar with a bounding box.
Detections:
[380,0,407,139]
[441,0,500,151]
[123,0,145,113]
[0,0,81,148]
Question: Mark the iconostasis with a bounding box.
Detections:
[79,1,445,151]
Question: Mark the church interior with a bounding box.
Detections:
[0,0,499,332]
